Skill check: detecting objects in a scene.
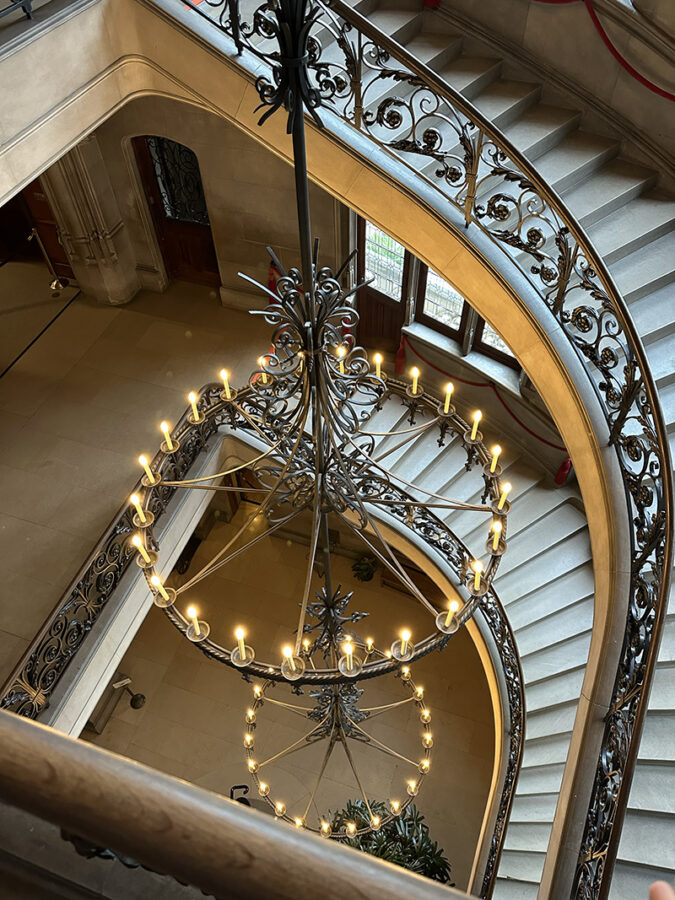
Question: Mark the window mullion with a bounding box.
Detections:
[461,307,480,356]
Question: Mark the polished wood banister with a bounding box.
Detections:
[0,709,466,898]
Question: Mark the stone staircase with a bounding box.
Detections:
[364,399,595,898]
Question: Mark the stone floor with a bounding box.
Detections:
[84,504,495,890]
[0,280,268,683]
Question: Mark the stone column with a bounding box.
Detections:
[41,134,140,305]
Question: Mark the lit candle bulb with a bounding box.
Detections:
[343,641,354,672]
[346,823,356,836]
[423,732,433,748]
[445,598,460,627]
[472,559,484,591]
[275,802,286,817]
[131,534,151,563]
[498,481,512,510]
[187,605,201,637]
[130,493,146,524]
[471,410,482,440]
[371,816,380,830]
[490,444,502,473]
[188,391,200,421]
[366,637,374,653]
[295,818,304,829]
[444,382,454,414]
[302,638,310,653]
[401,666,410,679]
[282,645,295,671]
[258,782,269,797]
[160,421,173,451]
[138,454,155,485]
[421,708,431,723]
[374,352,382,379]
[400,629,411,656]
[416,686,424,698]
[235,626,246,661]
[337,345,346,375]
[410,367,420,395]
[150,574,169,603]
[244,733,253,747]
[420,759,430,773]
[321,821,331,835]
[391,800,401,814]
[491,520,503,551]
[258,356,268,385]
[253,685,262,698]
[219,369,231,400]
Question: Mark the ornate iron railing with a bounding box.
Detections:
[175,0,671,895]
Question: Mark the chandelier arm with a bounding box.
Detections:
[258,713,331,768]
[263,697,317,713]
[344,715,419,768]
[160,483,272,494]
[361,417,441,438]
[370,497,491,513]
[162,442,288,485]
[358,697,416,714]
[372,419,441,466]
[301,717,338,822]
[294,484,323,656]
[338,719,374,819]
[174,508,305,595]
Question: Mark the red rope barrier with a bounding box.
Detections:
[530,0,675,101]
[400,336,568,452]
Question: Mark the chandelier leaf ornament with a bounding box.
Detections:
[129,0,513,836]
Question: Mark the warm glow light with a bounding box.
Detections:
[188,391,200,421]
[160,421,173,451]
[410,367,420,395]
[253,685,262,698]
[401,666,410,679]
[132,534,151,563]
[282,644,296,672]
[247,759,258,772]
[235,626,246,660]
[472,559,484,591]
[275,802,286,816]
[295,818,304,828]
[337,345,346,375]
[343,641,354,672]
[187,605,200,637]
[444,382,454,414]
[471,409,482,440]
[246,708,256,723]
[219,369,231,400]
[321,821,331,834]
[371,816,380,829]
[445,598,460,627]
[423,732,433,747]
[400,629,411,655]
[346,823,356,836]
[490,444,502,473]
[391,800,401,814]
[421,708,431,723]
[258,356,268,385]
[416,686,424,698]
[130,493,146,524]
[138,454,155,484]
[258,782,269,796]
[420,759,430,772]
[244,733,253,747]
[492,520,503,551]
[150,574,169,602]
[498,481,512,510]
[366,637,374,652]
[373,352,383,379]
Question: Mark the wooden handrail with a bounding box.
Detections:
[0,710,466,898]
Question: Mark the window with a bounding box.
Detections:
[357,217,519,370]
[146,136,210,226]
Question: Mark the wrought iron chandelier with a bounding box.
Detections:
[126,0,513,836]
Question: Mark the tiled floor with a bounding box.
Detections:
[84,505,495,889]
[0,281,268,681]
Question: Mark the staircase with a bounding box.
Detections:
[364,399,595,899]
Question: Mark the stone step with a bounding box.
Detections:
[525,665,587,713]
[533,130,619,195]
[368,5,423,45]
[492,877,540,900]
[561,159,656,229]
[435,55,503,99]
[407,26,463,69]
[525,698,579,741]
[628,284,675,346]
[498,531,592,602]
[660,381,675,432]
[520,630,591,684]
[506,564,594,631]
[516,761,565,796]
[586,191,675,266]
[655,613,675,663]
[504,821,553,853]
[609,232,675,304]
[494,504,586,576]
[502,103,581,162]
[516,597,593,658]
[644,331,675,390]
[647,662,675,710]
[520,731,573,769]
[496,849,546,883]
[610,860,675,900]
[616,809,675,870]
[636,711,675,763]
[626,761,675,814]
[471,79,541,131]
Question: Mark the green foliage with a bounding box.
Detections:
[330,799,454,885]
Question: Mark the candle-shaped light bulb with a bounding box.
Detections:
[302,638,310,652]
[187,605,200,637]
[244,733,253,747]
[371,815,380,829]
[219,369,231,400]
[138,454,155,484]
[150,575,169,602]
[130,493,146,524]
[253,685,262,698]
[160,421,173,451]
[401,666,410,679]
[498,481,512,510]
[491,520,503,551]
[374,352,383,379]
[235,626,246,660]
[391,800,401,814]
[346,822,356,836]
[343,641,354,672]
[416,686,424,698]
[283,644,295,671]
[471,410,482,440]
[472,559,484,591]
[295,818,304,828]
[188,391,200,421]
[258,356,268,385]
[444,382,454,414]
[366,637,374,653]
[258,782,269,797]
[445,598,460,627]
[337,345,346,375]
[490,444,502,473]
[410,367,420,395]
[275,801,286,817]
[421,708,431,723]
[321,821,331,835]
[423,732,433,747]
[132,534,151,563]
[400,629,411,656]
[420,759,430,772]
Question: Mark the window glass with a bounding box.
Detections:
[480,323,516,358]
[423,269,464,332]
[146,136,210,226]
[364,222,406,300]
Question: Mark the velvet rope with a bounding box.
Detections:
[530,0,675,101]
[399,336,568,452]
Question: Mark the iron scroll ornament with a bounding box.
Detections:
[176,0,672,893]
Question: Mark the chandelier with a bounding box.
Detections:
[126,0,512,836]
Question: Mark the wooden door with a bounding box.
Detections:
[0,179,74,278]
[356,217,408,353]
[132,136,220,287]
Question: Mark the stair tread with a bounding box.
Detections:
[534,130,618,191]
[435,55,502,96]
[502,103,580,159]
[609,232,675,301]
[587,192,675,264]
[562,158,655,227]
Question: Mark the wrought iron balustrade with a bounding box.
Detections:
[173,1,671,894]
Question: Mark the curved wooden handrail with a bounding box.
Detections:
[0,709,467,899]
